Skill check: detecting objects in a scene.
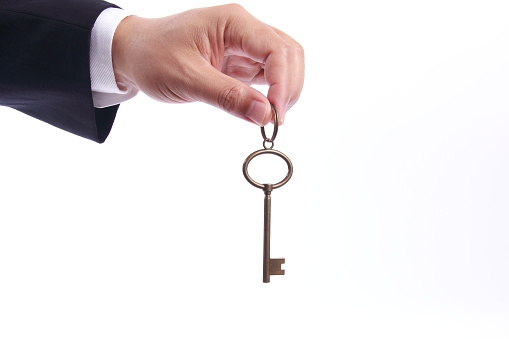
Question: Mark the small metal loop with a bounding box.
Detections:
[263,140,274,149]
[260,105,278,143]
[242,149,293,190]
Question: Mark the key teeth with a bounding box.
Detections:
[269,258,285,276]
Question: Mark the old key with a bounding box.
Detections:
[242,106,293,283]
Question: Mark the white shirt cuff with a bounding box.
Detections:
[90,8,138,108]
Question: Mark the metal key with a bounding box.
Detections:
[242,106,293,283]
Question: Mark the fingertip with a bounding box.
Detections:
[271,103,286,126]
[279,112,285,125]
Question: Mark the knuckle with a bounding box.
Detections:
[218,84,243,112]
[295,42,305,56]
[280,43,304,58]
[224,3,246,13]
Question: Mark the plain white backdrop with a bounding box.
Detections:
[1,0,509,338]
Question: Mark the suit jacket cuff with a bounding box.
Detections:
[0,0,121,143]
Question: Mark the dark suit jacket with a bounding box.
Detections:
[0,0,119,143]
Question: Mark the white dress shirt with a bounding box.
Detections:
[90,8,138,108]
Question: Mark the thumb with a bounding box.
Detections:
[190,62,272,126]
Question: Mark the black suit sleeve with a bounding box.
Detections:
[0,0,120,143]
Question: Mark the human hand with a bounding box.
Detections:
[112,4,304,126]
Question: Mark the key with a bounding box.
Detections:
[242,106,293,283]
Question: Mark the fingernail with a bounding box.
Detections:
[246,100,269,126]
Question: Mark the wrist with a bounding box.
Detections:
[112,15,142,91]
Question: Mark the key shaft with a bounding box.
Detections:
[263,185,272,282]
[263,184,285,283]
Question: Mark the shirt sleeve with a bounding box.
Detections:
[90,7,138,108]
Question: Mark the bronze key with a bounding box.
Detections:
[242,106,293,283]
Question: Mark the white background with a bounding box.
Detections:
[1,0,509,338]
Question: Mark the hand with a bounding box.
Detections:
[112,4,304,126]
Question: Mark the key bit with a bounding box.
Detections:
[269,258,285,276]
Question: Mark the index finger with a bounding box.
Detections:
[265,26,305,124]
[223,6,305,124]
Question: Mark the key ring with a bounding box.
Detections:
[243,105,293,190]
[260,105,278,149]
